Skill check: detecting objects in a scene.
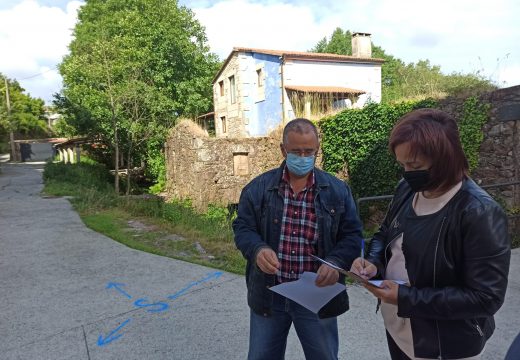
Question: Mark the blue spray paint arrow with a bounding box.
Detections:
[106,282,132,299]
[167,271,223,300]
[97,318,131,346]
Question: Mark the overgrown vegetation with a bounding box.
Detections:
[312,28,497,103]
[459,97,492,171]
[288,91,355,120]
[318,96,491,199]
[319,99,438,199]
[43,160,244,274]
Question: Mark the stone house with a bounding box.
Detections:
[212,32,384,138]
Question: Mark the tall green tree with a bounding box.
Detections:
[311,29,496,103]
[0,74,48,140]
[57,0,219,191]
[311,28,352,55]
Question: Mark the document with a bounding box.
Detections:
[269,272,345,314]
[347,272,406,288]
[309,254,406,288]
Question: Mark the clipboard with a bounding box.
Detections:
[310,254,382,288]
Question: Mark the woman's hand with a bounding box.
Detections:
[350,257,377,279]
[364,280,399,305]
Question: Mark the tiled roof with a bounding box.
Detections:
[213,47,384,83]
[285,85,366,95]
[233,47,384,63]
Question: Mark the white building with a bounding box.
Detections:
[212,33,384,138]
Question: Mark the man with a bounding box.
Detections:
[233,118,363,360]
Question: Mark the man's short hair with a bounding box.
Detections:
[282,118,319,144]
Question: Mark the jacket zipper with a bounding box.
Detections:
[433,217,447,359]
[472,319,484,336]
[384,233,401,268]
[376,233,403,313]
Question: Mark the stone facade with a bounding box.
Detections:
[164,120,284,210]
[438,85,520,236]
[439,85,520,210]
[213,54,246,138]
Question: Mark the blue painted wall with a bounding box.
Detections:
[243,53,282,137]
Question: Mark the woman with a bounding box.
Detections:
[351,108,511,359]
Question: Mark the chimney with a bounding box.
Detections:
[352,32,372,58]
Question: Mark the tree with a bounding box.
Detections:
[313,28,352,55]
[57,0,220,191]
[1,74,48,159]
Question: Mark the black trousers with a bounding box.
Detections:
[386,331,412,360]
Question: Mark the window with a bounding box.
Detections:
[255,65,265,102]
[256,68,263,87]
[218,80,224,96]
[221,116,227,134]
[233,153,249,176]
[229,75,236,104]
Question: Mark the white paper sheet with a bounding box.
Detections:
[269,272,345,313]
[367,279,407,288]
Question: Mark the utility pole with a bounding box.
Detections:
[4,78,15,161]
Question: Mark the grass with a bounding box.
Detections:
[42,160,519,278]
[42,160,246,275]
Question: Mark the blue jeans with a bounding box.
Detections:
[248,292,339,360]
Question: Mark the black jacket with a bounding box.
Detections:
[367,178,511,359]
[233,163,363,318]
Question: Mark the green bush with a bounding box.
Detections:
[319,99,437,198]
[43,160,114,193]
[318,96,490,199]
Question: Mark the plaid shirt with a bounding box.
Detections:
[277,166,319,283]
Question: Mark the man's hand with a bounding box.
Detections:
[255,248,280,274]
[315,264,339,287]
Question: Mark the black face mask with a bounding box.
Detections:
[403,170,430,192]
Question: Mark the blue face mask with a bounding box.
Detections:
[286,153,315,176]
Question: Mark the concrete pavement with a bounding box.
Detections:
[0,161,518,359]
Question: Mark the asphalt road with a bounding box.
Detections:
[0,161,518,360]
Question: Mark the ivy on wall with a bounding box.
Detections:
[318,99,438,198]
[458,96,491,172]
[319,97,490,199]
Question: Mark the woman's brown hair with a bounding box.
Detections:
[389,108,469,192]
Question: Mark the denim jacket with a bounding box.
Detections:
[232,162,363,318]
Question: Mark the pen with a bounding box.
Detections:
[361,239,365,268]
[309,254,349,276]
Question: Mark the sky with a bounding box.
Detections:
[1,0,519,105]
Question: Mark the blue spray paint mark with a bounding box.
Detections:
[167,271,223,300]
[106,282,132,299]
[99,271,223,346]
[97,318,131,346]
[134,298,169,313]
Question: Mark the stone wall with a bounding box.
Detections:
[164,120,284,211]
[439,85,520,237]
[439,85,520,210]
